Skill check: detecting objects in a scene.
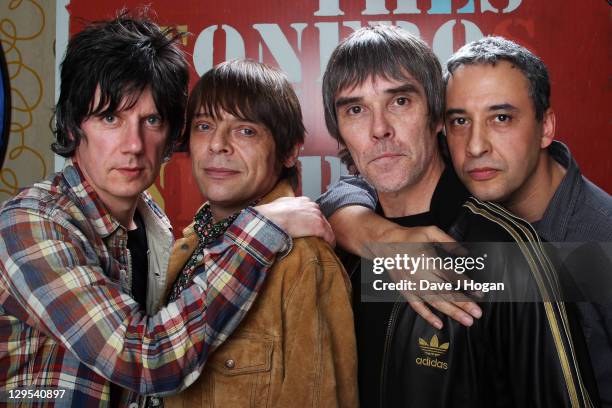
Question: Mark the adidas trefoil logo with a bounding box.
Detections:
[416,334,449,370]
[418,334,449,357]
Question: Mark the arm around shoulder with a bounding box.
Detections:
[0,204,288,395]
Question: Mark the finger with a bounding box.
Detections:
[428,298,475,327]
[321,217,336,247]
[429,269,483,298]
[428,288,475,304]
[452,301,482,319]
[296,196,315,206]
[408,301,443,330]
[452,274,485,299]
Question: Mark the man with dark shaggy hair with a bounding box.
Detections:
[0,13,332,407]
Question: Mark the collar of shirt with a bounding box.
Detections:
[61,158,122,238]
[532,141,580,242]
[168,203,242,301]
[375,156,470,230]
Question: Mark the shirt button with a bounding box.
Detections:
[225,359,235,369]
[196,254,204,262]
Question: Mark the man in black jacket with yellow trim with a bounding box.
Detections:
[321,25,599,407]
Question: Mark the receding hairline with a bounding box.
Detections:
[445,60,533,108]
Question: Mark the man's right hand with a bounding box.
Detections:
[368,235,483,330]
[255,197,336,246]
[329,205,482,329]
[370,225,483,328]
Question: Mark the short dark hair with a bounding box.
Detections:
[445,36,550,121]
[53,11,189,159]
[184,59,305,187]
[322,25,444,147]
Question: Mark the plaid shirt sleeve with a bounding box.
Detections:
[0,204,288,396]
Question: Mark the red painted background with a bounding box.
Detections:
[66,1,611,234]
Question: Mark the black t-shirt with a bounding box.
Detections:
[127,210,148,308]
[110,211,149,406]
[349,163,469,408]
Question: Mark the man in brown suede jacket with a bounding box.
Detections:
[163,59,358,408]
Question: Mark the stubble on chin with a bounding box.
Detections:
[361,167,414,193]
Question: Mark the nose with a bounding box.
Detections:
[371,109,393,141]
[466,120,491,158]
[207,127,231,154]
[121,121,144,154]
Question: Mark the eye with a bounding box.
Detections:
[146,115,162,126]
[348,106,362,115]
[193,122,211,132]
[450,117,467,126]
[495,114,511,122]
[238,127,256,137]
[102,114,117,124]
[396,96,408,106]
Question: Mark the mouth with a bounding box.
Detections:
[204,167,240,179]
[370,153,404,164]
[115,167,144,177]
[467,167,499,181]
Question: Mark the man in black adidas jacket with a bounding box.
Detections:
[320,25,599,407]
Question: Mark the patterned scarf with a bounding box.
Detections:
[167,203,241,302]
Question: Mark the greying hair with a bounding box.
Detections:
[322,25,444,147]
[445,36,550,121]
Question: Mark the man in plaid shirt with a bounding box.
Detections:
[0,13,332,407]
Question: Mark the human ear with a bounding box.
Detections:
[540,108,556,149]
[283,144,302,168]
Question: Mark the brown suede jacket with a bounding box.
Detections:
[164,180,359,408]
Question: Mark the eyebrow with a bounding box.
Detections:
[334,82,421,109]
[446,103,519,116]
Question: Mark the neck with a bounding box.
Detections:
[107,198,140,229]
[504,151,566,222]
[210,204,245,223]
[378,152,445,218]
[209,178,284,222]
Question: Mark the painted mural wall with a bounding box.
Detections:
[1,1,610,234]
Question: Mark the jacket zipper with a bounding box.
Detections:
[379,299,402,408]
